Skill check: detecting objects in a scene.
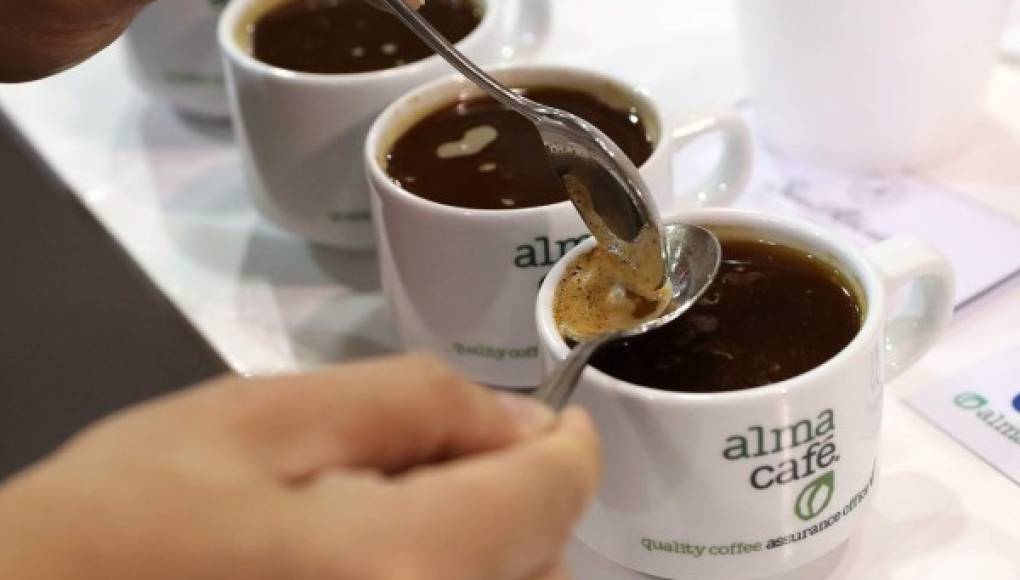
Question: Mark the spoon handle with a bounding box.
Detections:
[381,0,539,121]
[532,334,616,412]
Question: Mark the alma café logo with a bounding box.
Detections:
[723,409,839,521]
[954,392,1020,444]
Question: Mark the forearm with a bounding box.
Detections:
[0,0,149,82]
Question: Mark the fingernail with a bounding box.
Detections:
[496,392,555,435]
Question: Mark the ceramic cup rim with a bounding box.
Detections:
[364,62,670,221]
[535,207,888,406]
[217,0,498,85]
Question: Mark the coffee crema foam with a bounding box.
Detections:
[555,171,670,339]
[554,243,672,340]
[435,125,499,159]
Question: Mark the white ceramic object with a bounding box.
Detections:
[218,0,549,248]
[537,208,955,579]
[125,0,230,118]
[365,64,752,387]
[736,0,1011,172]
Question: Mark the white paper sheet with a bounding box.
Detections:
[907,345,1020,486]
[673,114,1020,308]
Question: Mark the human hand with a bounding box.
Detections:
[0,0,428,82]
[0,0,154,81]
[0,354,600,580]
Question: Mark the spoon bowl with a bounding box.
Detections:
[620,223,722,338]
[534,223,721,411]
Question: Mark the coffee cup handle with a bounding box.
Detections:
[498,0,552,61]
[864,237,955,381]
[667,109,754,207]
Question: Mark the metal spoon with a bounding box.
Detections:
[533,223,722,411]
[379,1,720,407]
[380,0,669,290]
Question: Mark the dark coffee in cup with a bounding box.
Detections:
[588,232,863,393]
[385,87,654,210]
[251,0,481,74]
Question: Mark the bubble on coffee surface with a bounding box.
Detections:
[554,243,673,341]
[436,125,499,159]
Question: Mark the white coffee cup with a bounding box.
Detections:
[736,0,1011,172]
[218,0,549,248]
[125,0,230,118]
[536,208,955,579]
[365,64,753,387]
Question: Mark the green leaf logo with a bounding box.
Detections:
[954,392,988,410]
[795,471,835,521]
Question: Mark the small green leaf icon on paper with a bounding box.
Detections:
[795,471,835,521]
[954,392,988,410]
